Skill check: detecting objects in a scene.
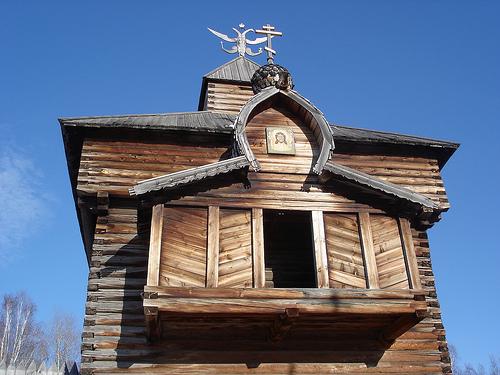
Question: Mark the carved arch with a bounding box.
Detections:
[233,87,335,174]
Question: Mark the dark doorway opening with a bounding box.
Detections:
[263,210,316,288]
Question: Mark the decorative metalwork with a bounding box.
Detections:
[208,23,267,57]
[255,24,283,64]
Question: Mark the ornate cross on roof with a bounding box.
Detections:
[255,24,283,64]
[208,23,267,57]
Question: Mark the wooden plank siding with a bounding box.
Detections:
[218,208,253,288]
[159,207,208,287]
[324,213,367,289]
[82,206,450,374]
[370,215,410,289]
[76,108,448,212]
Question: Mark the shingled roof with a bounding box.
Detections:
[204,56,260,82]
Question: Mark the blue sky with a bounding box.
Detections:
[0,0,498,367]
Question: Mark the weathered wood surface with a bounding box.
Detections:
[251,208,265,288]
[359,212,380,289]
[76,107,448,212]
[159,207,208,287]
[311,211,329,288]
[370,216,410,289]
[82,206,451,374]
[205,82,254,114]
[324,213,367,289]
[218,208,253,288]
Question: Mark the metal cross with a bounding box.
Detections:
[255,24,283,64]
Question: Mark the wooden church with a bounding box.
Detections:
[60,24,458,374]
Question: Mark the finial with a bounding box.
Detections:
[255,24,283,64]
[208,24,267,57]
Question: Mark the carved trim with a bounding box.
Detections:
[234,87,335,174]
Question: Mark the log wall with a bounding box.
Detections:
[205,82,254,114]
[82,206,451,374]
[79,102,451,374]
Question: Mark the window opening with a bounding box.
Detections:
[263,210,316,288]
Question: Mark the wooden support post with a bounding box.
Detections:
[252,208,265,288]
[147,204,164,287]
[269,308,300,342]
[206,206,220,288]
[358,212,379,289]
[311,210,329,288]
[398,218,422,289]
[96,191,109,216]
[144,306,161,342]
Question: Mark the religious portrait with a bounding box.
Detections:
[266,127,296,155]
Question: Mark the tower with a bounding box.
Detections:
[60,24,458,374]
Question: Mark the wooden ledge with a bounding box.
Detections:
[143,286,427,316]
[142,286,428,341]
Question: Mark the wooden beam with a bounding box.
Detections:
[206,206,220,288]
[399,218,422,289]
[380,313,424,342]
[144,295,425,316]
[144,285,427,300]
[252,208,265,288]
[311,211,329,288]
[147,204,164,287]
[358,212,379,289]
[269,308,299,342]
[144,306,161,342]
[96,191,109,216]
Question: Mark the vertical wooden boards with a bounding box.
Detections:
[370,215,410,289]
[311,211,329,288]
[147,204,164,286]
[218,208,253,288]
[358,212,379,289]
[206,206,220,288]
[324,213,367,289]
[399,218,422,289]
[252,208,265,288]
[159,207,208,287]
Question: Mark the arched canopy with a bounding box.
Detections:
[233,87,335,174]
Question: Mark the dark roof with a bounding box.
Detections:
[204,56,260,82]
[129,156,250,196]
[332,124,459,149]
[324,162,438,210]
[59,111,234,134]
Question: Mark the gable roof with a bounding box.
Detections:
[204,56,260,82]
[129,156,249,196]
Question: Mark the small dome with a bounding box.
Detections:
[251,64,294,94]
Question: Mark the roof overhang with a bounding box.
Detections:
[322,162,443,227]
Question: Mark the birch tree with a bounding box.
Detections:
[0,292,47,365]
[48,312,80,368]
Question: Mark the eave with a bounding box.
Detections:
[323,162,442,226]
[129,156,250,196]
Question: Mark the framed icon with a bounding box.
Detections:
[265,127,296,155]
